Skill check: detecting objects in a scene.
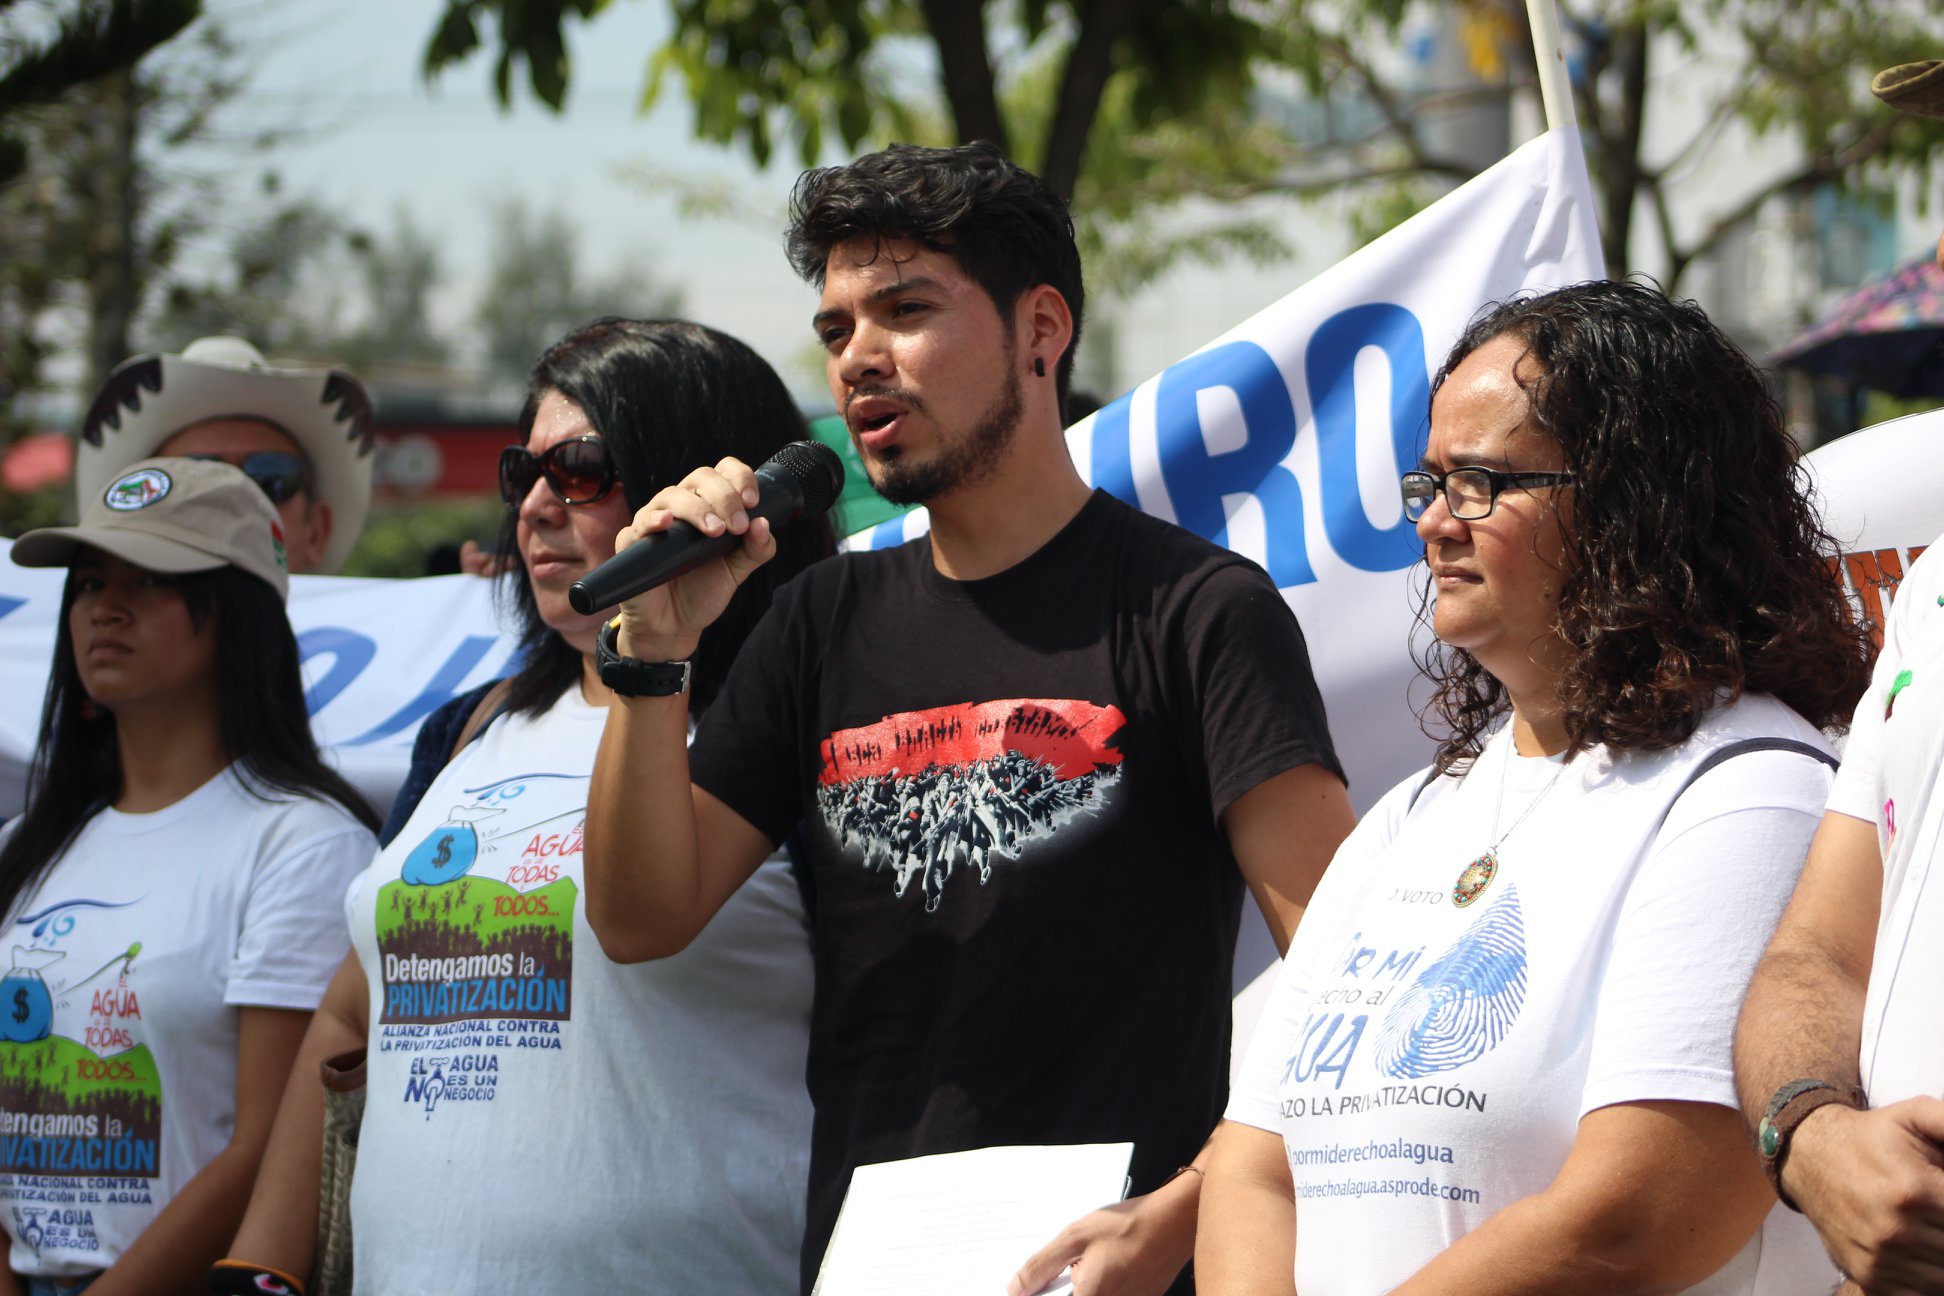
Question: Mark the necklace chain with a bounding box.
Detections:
[1487,728,1568,853]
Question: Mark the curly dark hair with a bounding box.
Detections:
[1417,279,1874,772]
[784,140,1085,402]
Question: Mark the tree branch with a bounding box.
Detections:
[1598,21,1648,279]
[1177,159,1479,204]
[1040,0,1137,202]
[1664,117,1899,292]
[1323,36,1437,172]
[0,0,201,116]
[918,0,1007,153]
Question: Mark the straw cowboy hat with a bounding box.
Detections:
[1873,60,1944,120]
[74,337,375,572]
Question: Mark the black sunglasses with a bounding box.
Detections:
[181,451,311,505]
[499,436,618,507]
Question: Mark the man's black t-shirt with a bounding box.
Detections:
[690,490,1342,1291]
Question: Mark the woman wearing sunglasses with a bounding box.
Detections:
[0,458,379,1296]
[1200,281,1873,1295]
[217,319,834,1294]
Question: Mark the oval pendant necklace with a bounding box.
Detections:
[1453,731,1567,908]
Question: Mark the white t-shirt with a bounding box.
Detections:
[347,688,815,1293]
[0,770,373,1278]
[1827,535,1944,1104]
[1229,694,1838,1295]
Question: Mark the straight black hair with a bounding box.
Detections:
[0,565,380,920]
[494,318,837,718]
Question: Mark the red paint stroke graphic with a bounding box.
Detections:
[818,698,1126,785]
[816,699,1128,910]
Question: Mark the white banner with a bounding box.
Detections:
[0,560,520,821]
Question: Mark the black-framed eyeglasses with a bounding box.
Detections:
[498,436,618,507]
[1400,467,1575,521]
[181,451,311,504]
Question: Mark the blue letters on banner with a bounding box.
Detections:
[1153,341,1315,588]
[346,635,506,744]
[298,627,377,715]
[876,303,1432,583]
[1306,303,1428,573]
[0,597,23,623]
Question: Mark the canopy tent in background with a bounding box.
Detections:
[1773,258,1944,399]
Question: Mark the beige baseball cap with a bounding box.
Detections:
[11,457,291,600]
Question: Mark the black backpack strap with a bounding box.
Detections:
[1406,765,1445,813]
[1654,737,1839,836]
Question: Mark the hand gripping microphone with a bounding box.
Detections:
[567,440,845,616]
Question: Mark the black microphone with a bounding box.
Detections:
[567,440,845,616]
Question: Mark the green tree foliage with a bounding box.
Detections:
[154,199,453,371]
[0,15,273,430]
[1265,0,1944,286]
[421,0,1272,205]
[423,0,1303,301]
[421,0,1944,300]
[341,497,508,579]
[474,196,681,385]
[0,0,199,182]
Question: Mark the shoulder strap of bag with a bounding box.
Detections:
[1651,736,1839,836]
[1409,735,1838,822]
[448,678,516,764]
[1407,765,1444,813]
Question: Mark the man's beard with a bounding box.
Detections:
[865,363,1025,508]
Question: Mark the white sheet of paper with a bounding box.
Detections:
[813,1142,1135,1296]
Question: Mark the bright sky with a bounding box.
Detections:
[218,0,835,400]
[209,0,1356,411]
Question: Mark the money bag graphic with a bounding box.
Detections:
[402,809,490,886]
[0,948,61,1044]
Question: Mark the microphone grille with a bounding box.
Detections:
[773,440,846,517]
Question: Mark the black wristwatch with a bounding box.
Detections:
[595,619,691,698]
[1757,1078,1867,1210]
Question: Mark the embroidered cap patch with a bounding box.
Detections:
[104,467,172,511]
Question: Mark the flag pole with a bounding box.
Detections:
[1525,0,1576,133]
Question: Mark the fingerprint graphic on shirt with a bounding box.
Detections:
[1373,885,1528,1079]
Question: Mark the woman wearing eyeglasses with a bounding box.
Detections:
[216,319,834,1295]
[1199,280,1873,1295]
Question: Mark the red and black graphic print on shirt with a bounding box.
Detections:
[816,698,1128,910]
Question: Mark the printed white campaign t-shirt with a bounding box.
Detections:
[1827,535,1944,1104]
[348,688,815,1292]
[1229,694,1839,1295]
[0,770,372,1278]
